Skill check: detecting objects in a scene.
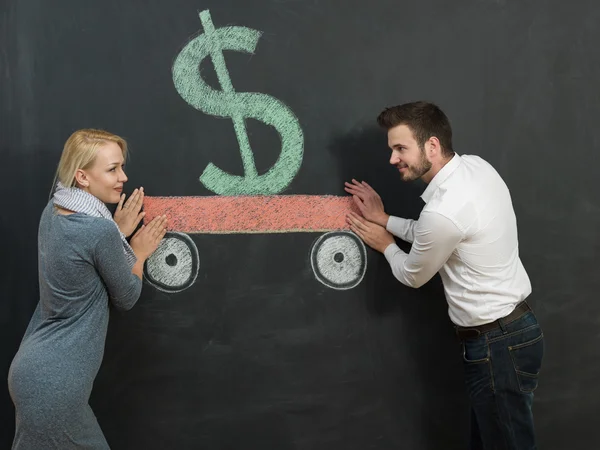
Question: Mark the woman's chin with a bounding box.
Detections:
[96,193,121,205]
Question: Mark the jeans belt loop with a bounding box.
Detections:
[498,316,507,334]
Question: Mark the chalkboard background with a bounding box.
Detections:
[2,0,599,448]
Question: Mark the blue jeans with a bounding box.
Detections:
[461,310,544,450]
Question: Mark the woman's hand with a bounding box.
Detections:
[130,215,168,261]
[114,187,145,237]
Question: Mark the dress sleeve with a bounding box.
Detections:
[93,221,142,311]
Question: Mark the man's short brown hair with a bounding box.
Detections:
[377,101,454,158]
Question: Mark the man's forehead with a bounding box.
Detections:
[387,124,415,145]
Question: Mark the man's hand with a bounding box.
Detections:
[346,212,395,253]
[344,179,389,227]
[114,187,145,238]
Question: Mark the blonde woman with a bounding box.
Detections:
[8,129,168,449]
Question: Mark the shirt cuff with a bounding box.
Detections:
[383,243,404,264]
[386,216,409,239]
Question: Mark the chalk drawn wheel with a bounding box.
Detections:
[143,232,199,293]
[310,231,367,290]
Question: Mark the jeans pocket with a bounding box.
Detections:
[509,330,544,393]
[463,338,490,363]
[462,339,493,398]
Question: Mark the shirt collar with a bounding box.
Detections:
[420,153,462,204]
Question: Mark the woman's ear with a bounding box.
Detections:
[74,169,90,189]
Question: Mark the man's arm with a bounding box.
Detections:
[386,216,417,243]
[383,212,463,288]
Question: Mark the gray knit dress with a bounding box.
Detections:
[8,200,142,449]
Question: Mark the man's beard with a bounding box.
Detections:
[399,147,432,181]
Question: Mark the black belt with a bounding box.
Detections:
[455,302,531,340]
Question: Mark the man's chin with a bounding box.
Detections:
[400,171,417,182]
[401,166,431,182]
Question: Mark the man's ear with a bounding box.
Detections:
[426,136,442,157]
[74,169,90,188]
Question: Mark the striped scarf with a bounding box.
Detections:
[52,182,137,268]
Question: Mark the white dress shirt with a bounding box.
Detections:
[383,154,531,327]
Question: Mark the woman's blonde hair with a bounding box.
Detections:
[55,129,129,188]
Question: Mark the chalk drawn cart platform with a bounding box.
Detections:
[142,195,368,293]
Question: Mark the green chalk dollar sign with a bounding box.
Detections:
[172,10,304,195]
